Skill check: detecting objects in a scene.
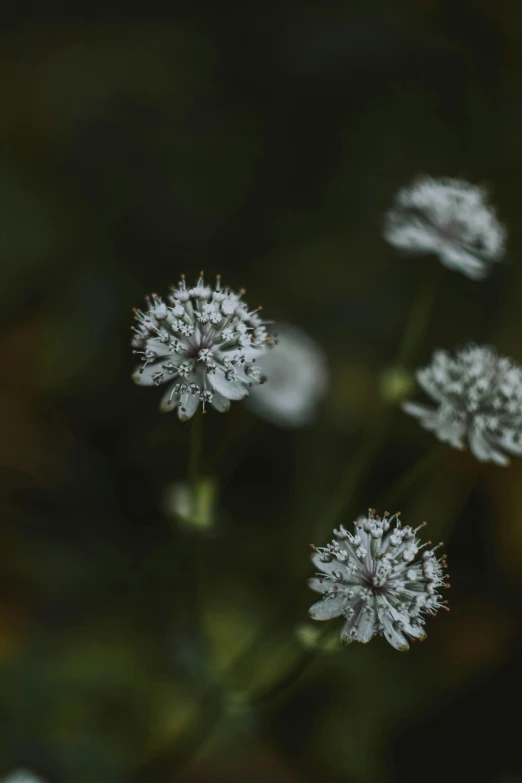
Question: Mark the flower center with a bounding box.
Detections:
[186,332,215,359]
[361,570,389,596]
[436,221,463,244]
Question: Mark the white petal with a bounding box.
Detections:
[340,621,355,644]
[378,598,409,651]
[383,621,409,651]
[311,551,353,579]
[402,401,436,420]
[159,383,180,413]
[309,595,345,620]
[132,361,169,387]
[145,336,182,358]
[311,551,331,571]
[416,371,446,403]
[308,576,328,594]
[402,618,427,641]
[404,401,466,450]
[178,391,200,422]
[432,415,466,447]
[440,247,488,280]
[469,427,508,465]
[211,368,248,401]
[210,391,231,413]
[353,603,376,643]
[494,430,522,456]
[389,605,426,641]
[384,222,439,254]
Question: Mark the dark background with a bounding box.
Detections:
[0,2,521,781]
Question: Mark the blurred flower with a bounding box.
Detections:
[309,510,448,651]
[3,772,45,783]
[403,345,522,466]
[132,273,271,420]
[162,477,217,532]
[384,176,506,279]
[245,323,328,427]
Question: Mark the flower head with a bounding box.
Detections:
[131,273,271,420]
[309,510,448,651]
[384,176,506,279]
[245,323,328,427]
[403,345,522,466]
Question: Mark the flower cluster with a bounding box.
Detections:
[309,510,449,651]
[403,345,522,466]
[131,273,271,420]
[384,176,506,280]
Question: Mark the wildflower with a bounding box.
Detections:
[309,510,449,651]
[131,273,271,420]
[384,176,506,279]
[403,345,522,466]
[246,323,328,427]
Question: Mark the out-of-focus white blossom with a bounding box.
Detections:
[131,274,272,420]
[3,771,46,783]
[245,323,328,427]
[309,510,449,651]
[384,176,506,279]
[403,345,522,466]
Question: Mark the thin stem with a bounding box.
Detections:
[314,266,440,541]
[377,444,446,510]
[189,412,204,491]
[249,649,318,707]
[184,413,206,712]
[313,407,389,541]
[246,624,337,707]
[395,263,440,370]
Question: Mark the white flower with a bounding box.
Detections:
[245,323,328,427]
[131,273,271,421]
[309,510,449,651]
[3,772,46,783]
[403,345,522,466]
[383,176,506,279]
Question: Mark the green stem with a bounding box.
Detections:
[189,412,203,491]
[249,649,318,707]
[185,413,206,692]
[395,263,440,370]
[313,408,389,541]
[314,267,440,541]
[377,444,446,511]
